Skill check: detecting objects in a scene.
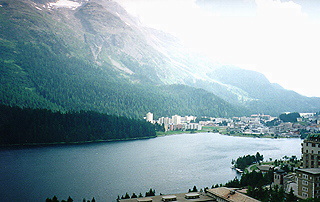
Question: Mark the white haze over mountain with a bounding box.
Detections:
[50,0,81,9]
[115,0,320,97]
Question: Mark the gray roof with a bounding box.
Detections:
[297,168,320,175]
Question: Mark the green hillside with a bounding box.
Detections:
[0,0,243,118]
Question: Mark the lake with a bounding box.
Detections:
[0,133,302,201]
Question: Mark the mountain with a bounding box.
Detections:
[203,66,320,114]
[0,0,319,118]
[0,0,243,118]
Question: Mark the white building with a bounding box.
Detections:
[146,112,154,123]
[172,115,181,125]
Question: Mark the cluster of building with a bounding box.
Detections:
[201,113,320,137]
[145,112,320,138]
[145,112,202,131]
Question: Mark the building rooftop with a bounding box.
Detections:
[297,168,320,175]
[119,192,214,202]
[274,169,286,174]
[207,187,261,202]
[306,133,320,141]
[257,165,274,172]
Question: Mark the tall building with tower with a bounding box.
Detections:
[301,134,320,168]
[296,134,320,199]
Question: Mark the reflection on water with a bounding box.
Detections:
[0,133,302,201]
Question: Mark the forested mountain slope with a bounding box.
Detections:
[0,0,243,118]
[0,0,319,118]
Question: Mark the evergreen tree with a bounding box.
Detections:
[131,193,137,198]
[124,193,130,199]
[52,196,59,202]
[192,185,198,192]
[67,196,73,202]
[145,188,155,197]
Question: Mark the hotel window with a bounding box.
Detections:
[303,187,309,192]
[303,193,309,198]
[303,174,308,179]
[303,180,309,185]
[313,143,316,147]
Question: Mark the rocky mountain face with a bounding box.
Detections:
[0,0,319,117]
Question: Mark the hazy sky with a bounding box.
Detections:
[115,0,320,97]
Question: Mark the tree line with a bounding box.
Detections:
[46,196,95,202]
[0,104,156,145]
[232,152,264,170]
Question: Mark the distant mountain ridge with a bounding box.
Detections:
[0,0,319,118]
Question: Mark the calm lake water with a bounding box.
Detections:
[0,133,302,201]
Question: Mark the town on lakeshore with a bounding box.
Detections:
[116,112,320,202]
[145,112,320,138]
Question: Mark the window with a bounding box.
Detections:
[303,180,308,185]
[303,187,309,192]
[313,143,316,147]
[303,192,309,198]
[303,174,309,179]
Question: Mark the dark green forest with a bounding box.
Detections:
[0,104,156,145]
[0,38,243,118]
[279,112,301,123]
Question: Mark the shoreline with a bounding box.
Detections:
[0,136,157,148]
[1,128,300,148]
[157,126,300,139]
